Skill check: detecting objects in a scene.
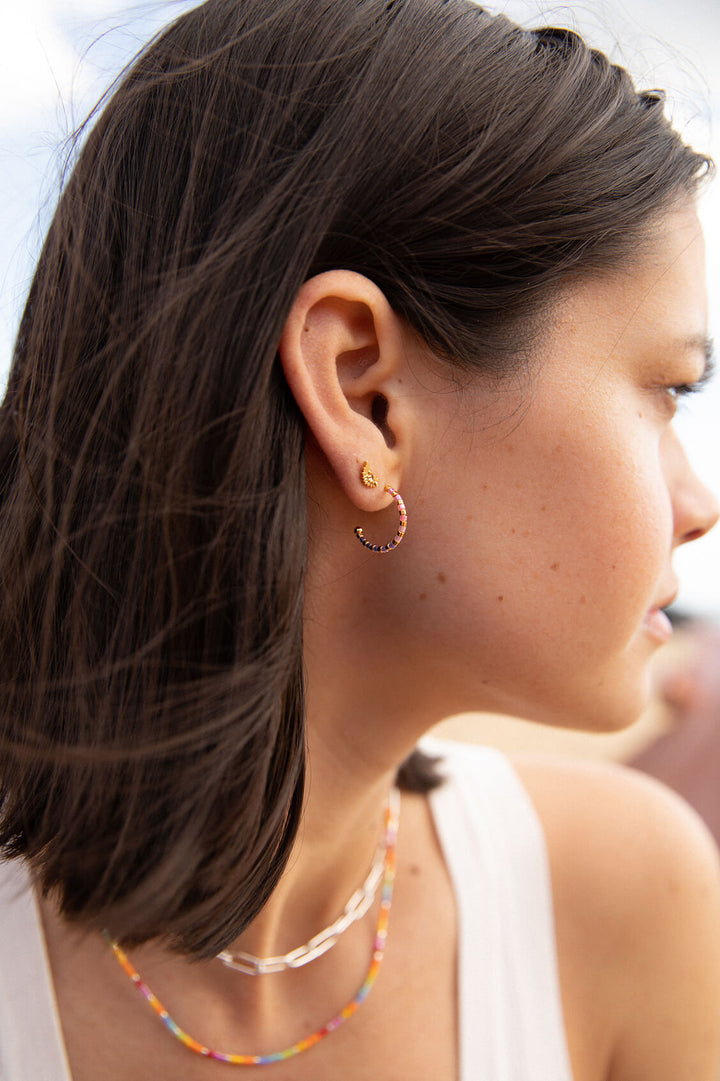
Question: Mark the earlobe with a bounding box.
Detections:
[278,271,407,507]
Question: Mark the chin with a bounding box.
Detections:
[531,673,653,735]
[470,664,654,736]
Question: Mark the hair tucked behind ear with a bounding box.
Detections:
[0,0,709,957]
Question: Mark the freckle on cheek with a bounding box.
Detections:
[418,593,427,601]
[579,595,587,605]
[437,572,447,584]
[550,562,560,571]
[497,595,504,602]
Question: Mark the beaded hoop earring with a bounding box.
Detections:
[354,461,407,553]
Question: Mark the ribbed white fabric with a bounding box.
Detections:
[0,859,72,1081]
[426,738,574,1081]
[0,740,573,1080]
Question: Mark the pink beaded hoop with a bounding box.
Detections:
[354,485,407,553]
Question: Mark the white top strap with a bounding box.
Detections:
[426,739,574,1081]
[0,859,72,1081]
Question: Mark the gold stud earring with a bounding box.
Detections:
[360,461,379,489]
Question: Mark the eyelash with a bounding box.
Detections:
[667,382,703,401]
[664,357,715,404]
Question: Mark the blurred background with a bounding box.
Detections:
[1,0,719,620]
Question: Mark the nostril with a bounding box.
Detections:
[682,528,707,544]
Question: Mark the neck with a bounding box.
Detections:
[228,723,397,963]
[225,526,441,964]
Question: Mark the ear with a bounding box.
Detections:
[279,270,409,508]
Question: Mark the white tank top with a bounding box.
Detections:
[0,740,573,1080]
[427,739,574,1080]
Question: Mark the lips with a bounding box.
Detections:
[653,584,679,612]
[639,575,678,642]
[642,582,678,643]
[643,606,673,642]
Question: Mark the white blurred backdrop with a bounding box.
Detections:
[1,0,719,613]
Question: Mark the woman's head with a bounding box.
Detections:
[291,204,715,743]
[0,0,712,956]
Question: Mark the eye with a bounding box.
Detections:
[655,382,701,419]
[658,357,715,410]
[666,382,701,402]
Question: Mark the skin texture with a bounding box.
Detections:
[40,202,720,1080]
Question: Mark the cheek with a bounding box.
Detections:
[385,412,672,729]
[423,411,670,652]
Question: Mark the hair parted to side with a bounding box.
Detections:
[0,0,710,958]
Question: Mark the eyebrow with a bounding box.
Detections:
[674,335,713,391]
[681,334,715,382]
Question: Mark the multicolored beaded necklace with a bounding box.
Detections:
[104,787,400,1066]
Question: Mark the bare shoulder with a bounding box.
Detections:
[511,753,720,896]
[512,754,720,1081]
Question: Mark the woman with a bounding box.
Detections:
[0,1,719,1077]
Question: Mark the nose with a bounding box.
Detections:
[664,431,720,547]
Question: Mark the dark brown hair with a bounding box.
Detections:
[0,0,710,958]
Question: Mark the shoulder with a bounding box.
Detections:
[511,753,720,916]
[512,754,720,1081]
[431,740,720,945]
